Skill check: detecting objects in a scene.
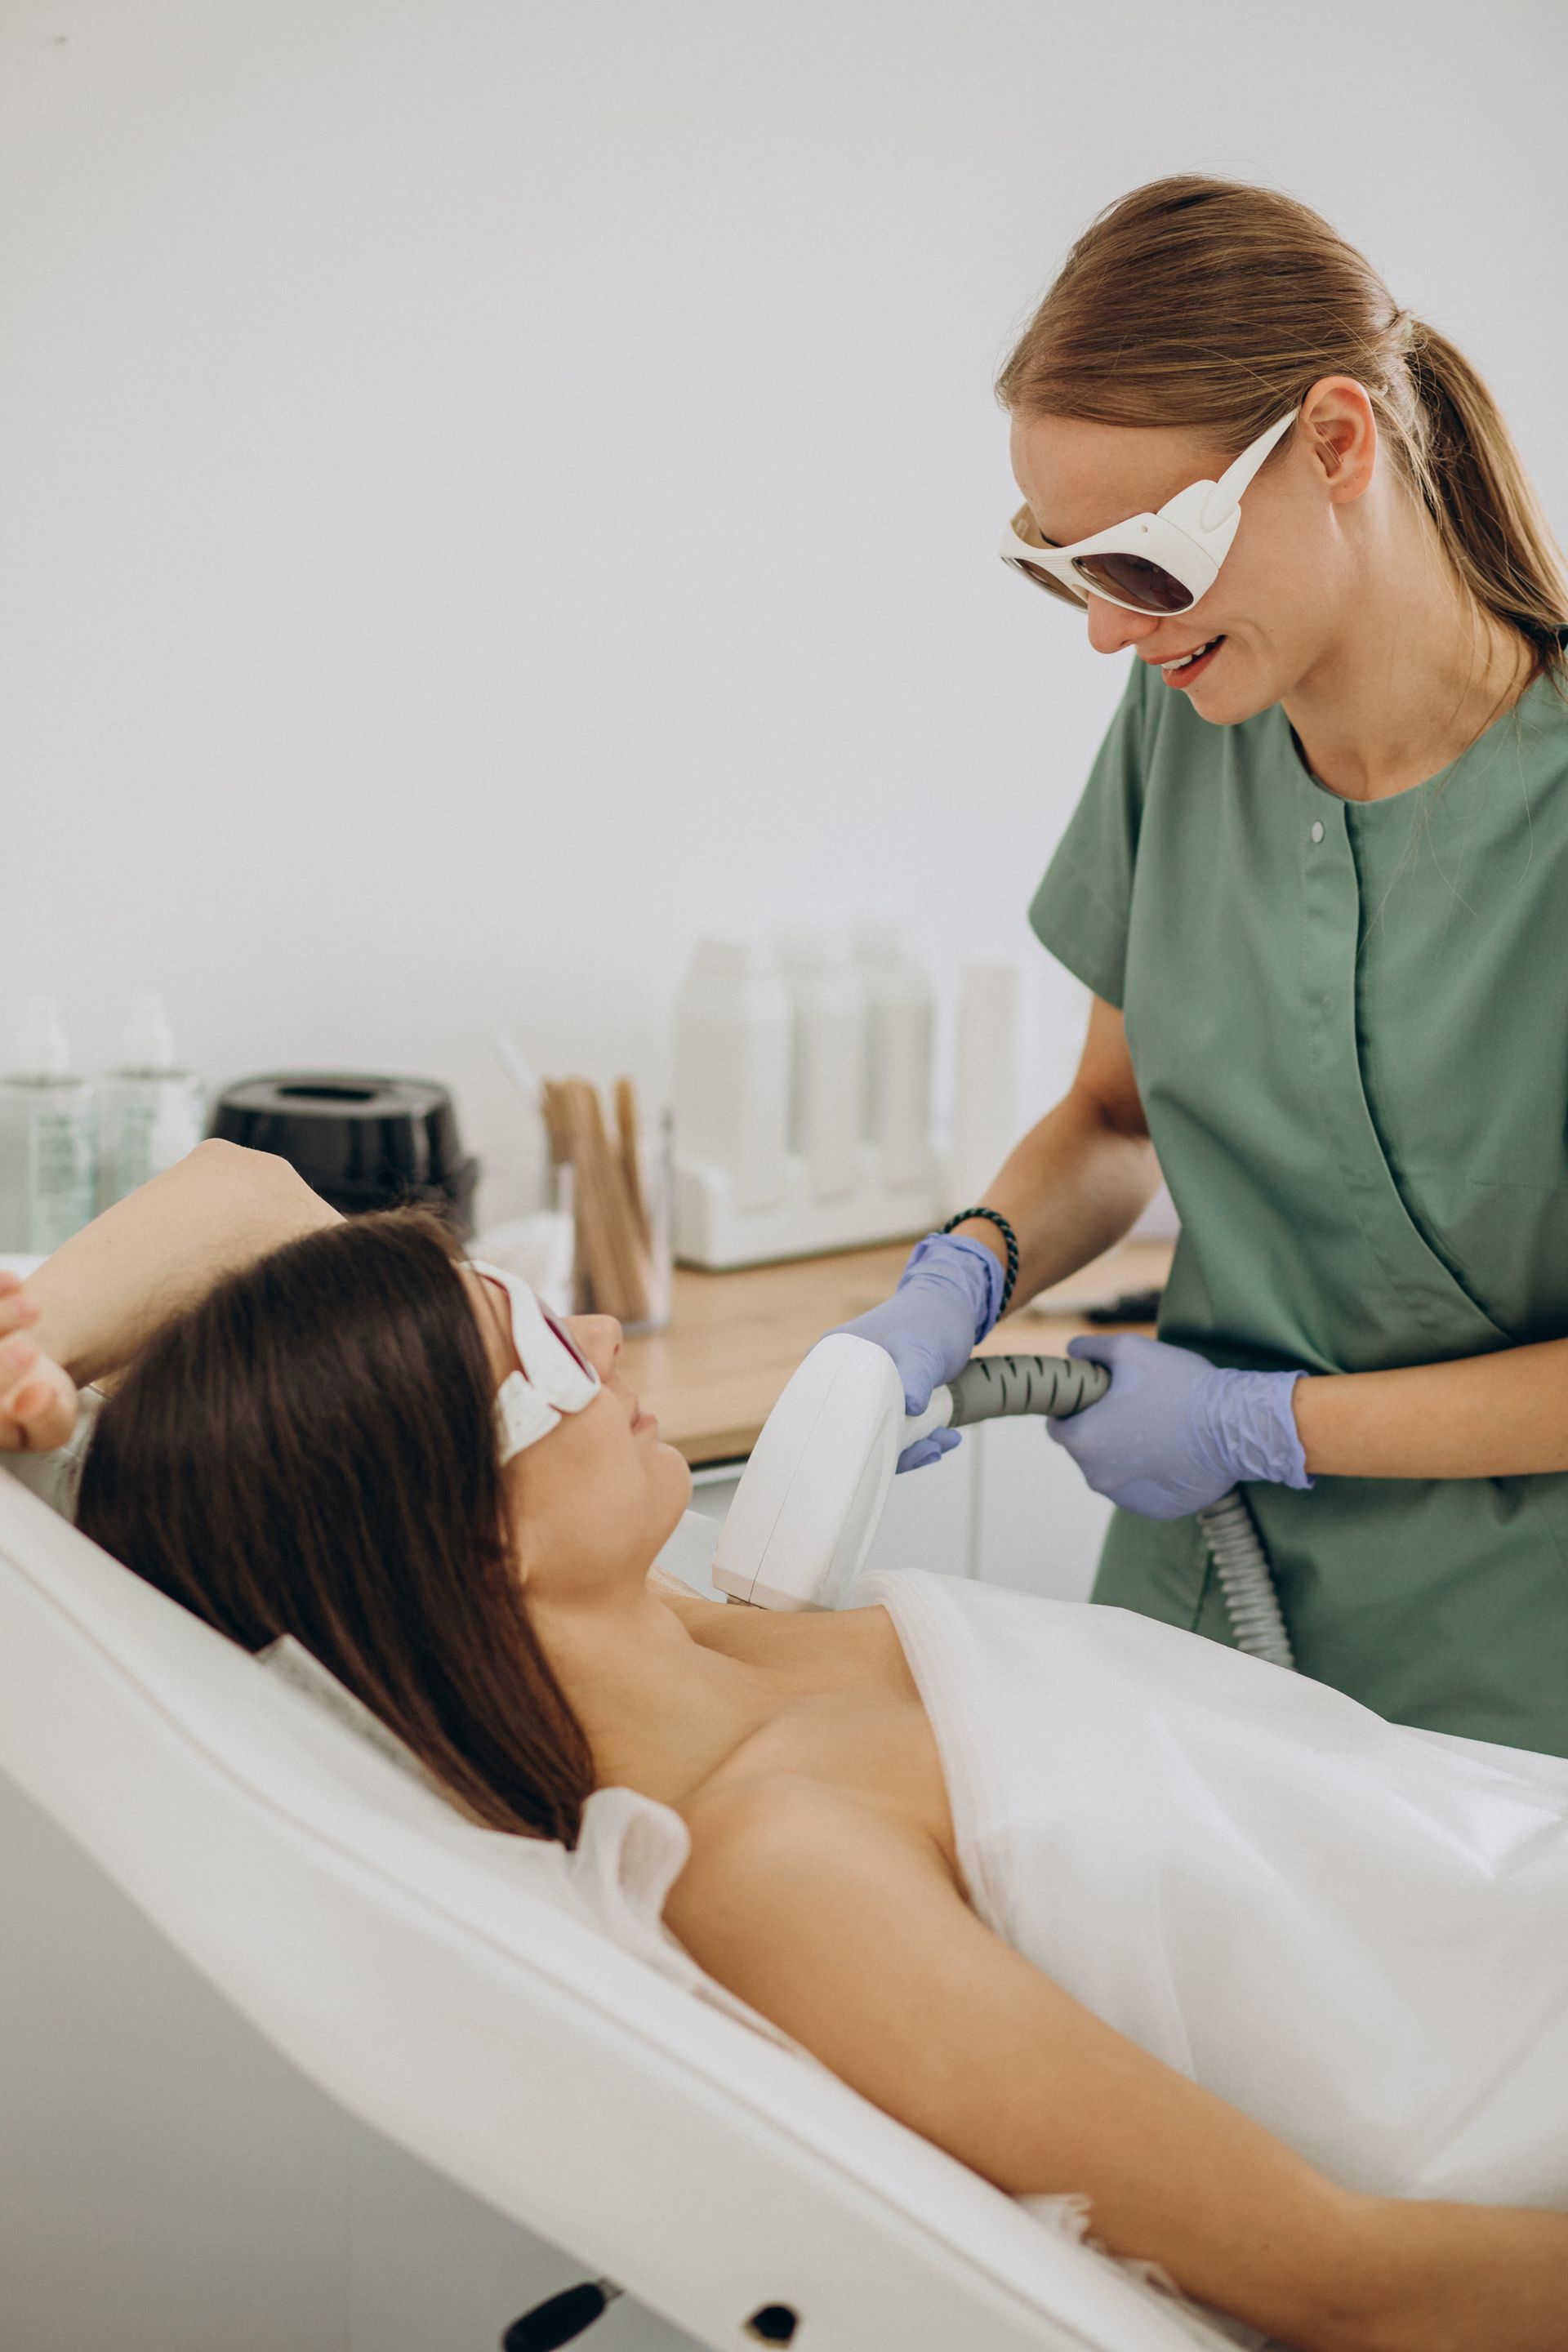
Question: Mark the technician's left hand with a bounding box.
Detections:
[1046,1330,1314,1520]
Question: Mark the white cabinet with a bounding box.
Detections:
[858,1426,978,1579]
[969,1418,1113,1602]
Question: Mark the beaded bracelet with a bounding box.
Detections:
[940,1205,1020,1325]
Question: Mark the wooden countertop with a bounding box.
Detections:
[619,1238,1174,1466]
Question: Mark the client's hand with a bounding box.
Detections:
[1046,1330,1312,1518]
[0,1270,78,1454]
[829,1232,1003,1473]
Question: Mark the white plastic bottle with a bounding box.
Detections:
[776,930,866,1204]
[672,940,791,1210]
[0,999,97,1254]
[853,922,934,1187]
[96,995,207,1211]
[948,959,1022,1214]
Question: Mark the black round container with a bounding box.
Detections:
[210,1074,480,1236]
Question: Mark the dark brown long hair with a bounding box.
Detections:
[77,1211,595,1845]
[996,175,1568,686]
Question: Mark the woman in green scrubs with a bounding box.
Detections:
[841,175,1568,1755]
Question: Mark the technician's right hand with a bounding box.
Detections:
[829,1232,1004,1473]
[0,1270,78,1454]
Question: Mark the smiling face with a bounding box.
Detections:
[1008,378,1382,721]
[464,1268,692,1607]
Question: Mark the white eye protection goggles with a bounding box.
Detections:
[469,1260,601,1464]
[999,407,1298,617]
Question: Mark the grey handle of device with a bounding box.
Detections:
[926,1353,1296,1673]
[942,1351,1111,1427]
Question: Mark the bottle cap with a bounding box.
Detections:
[123,991,175,1072]
[20,996,69,1080]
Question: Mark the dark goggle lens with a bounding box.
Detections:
[1004,506,1086,607]
[1071,552,1194,614]
[1011,555,1087,608]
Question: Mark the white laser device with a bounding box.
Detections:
[710,1333,1295,1668]
[710,1334,1109,1614]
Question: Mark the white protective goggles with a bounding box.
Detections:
[469,1260,601,1464]
[998,407,1299,617]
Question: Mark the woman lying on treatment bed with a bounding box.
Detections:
[3,1143,1565,2352]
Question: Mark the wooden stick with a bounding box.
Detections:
[558,1082,620,1321]
[558,1080,650,1325]
[537,1076,656,1325]
[579,1080,652,1326]
[615,1076,648,1248]
[539,1080,571,1165]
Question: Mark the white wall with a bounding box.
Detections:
[2,0,1566,1221]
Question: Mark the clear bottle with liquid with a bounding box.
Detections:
[0,999,97,1254]
[96,994,207,1210]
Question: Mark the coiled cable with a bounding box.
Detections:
[942,1353,1296,1672]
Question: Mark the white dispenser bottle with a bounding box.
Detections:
[776,930,866,1204]
[96,994,207,1211]
[672,940,791,1211]
[853,922,934,1187]
[948,959,1022,1214]
[0,999,97,1254]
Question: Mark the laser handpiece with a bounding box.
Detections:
[710,1334,1294,1669]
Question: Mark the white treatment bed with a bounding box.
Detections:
[0,1461,1249,2352]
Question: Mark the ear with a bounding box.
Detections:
[1297,376,1379,507]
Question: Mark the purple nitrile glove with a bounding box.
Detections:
[828,1231,1004,1473]
[1045,1330,1314,1520]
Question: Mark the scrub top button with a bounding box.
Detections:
[1311,820,1325,843]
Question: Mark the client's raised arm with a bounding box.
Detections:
[1,1142,339,1450]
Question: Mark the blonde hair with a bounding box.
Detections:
[996,176,1568,686]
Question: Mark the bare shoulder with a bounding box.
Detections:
[666,1768,965,1974]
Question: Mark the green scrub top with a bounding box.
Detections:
[1029,649,1568,1756]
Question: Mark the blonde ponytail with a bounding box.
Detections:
[997,178,1568,685]
[1401,318,1568,666]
